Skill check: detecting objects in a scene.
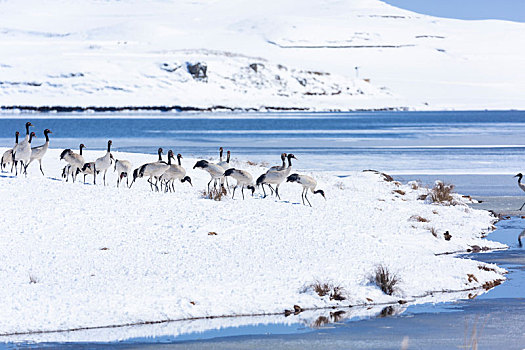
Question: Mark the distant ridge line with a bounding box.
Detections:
[0,105,407,113]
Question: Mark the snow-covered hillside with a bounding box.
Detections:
[0,0,524,111]
[0,148,505,338]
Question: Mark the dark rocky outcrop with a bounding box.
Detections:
[186,62,207,81]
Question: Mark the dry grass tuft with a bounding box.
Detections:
[393,189,406,196]
[429,227,438,238]
[408,181,420,190]
[482,279,503,290]
[208,231,218,236]
[467,274,478,283]
[478,265,497,273]
[371,265,400,295]
[310,281,347,301]
[363,169,394,182]
[201,187,226,201]
[409,215,429,223]
[430,181,455,204]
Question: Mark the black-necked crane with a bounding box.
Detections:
[256,153,296,199]
[160,151,192,192]
[1,131,19,172]
[27,129,52,175]
[60,143,85,182]
[217,148,231,188]
[514,173,525,210]
[93,140,114,185]
[286,173,325,207]
[268,153,287,172]
[80,161,97,183]
[13,122,33,175]
[193,159,225,193]
[114,159,133,188]
[130,147,169,191]
[224,168,255,199]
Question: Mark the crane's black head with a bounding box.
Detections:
[288,153,297,160]
[29,131,36,141]
[177,153,183,160]
[247,185,256,196]
[60,149,71,160]
[129,168,141,188]
[168,150,174,159]
[256,173,266,186]
[314,189,326,199]
[132,167,141,180]
[193,160,209,169]
[26,121,33,128]
[158,147,163,154]
[80,143,85,150]
[515,173,523,178]
[281,153,286,160]
[44,129,52,135]
[287,173,300,183]
[181,176,192,186]
[224,168,236,177]
[15,131,19,136]
[82,163,92,171]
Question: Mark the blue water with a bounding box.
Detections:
[1,110,525,173]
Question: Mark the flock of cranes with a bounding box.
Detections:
[1,122,326,206]
[6,121,525,209]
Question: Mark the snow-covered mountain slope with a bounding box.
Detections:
[0,148,505,336]
[0,0,524,111]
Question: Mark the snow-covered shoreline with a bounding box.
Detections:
[0,148,506,339]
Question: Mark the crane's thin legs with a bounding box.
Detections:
[304,190,312,207]
[275,185,281,200]
[232,186,237,199]
[519,201,525,211]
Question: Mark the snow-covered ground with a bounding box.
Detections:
[0,147,506,339]
[0,0,524,111]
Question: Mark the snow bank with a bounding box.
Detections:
[0,0,524,111]
[0,147,505,339]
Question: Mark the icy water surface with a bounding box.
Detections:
[1,110,525,173]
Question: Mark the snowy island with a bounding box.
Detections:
[0,148,506,338]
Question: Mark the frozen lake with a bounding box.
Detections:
[1,110,525,175]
